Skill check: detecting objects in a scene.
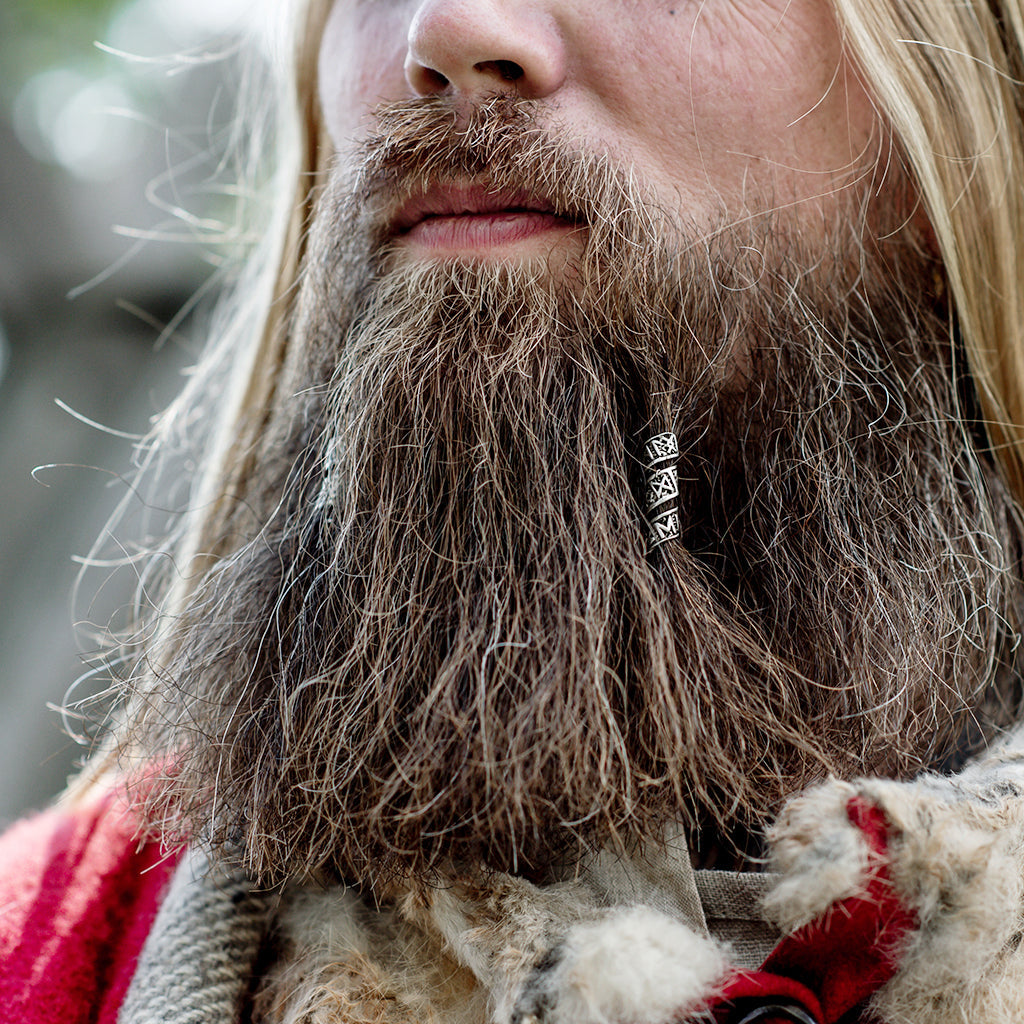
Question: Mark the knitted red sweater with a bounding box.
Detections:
[0,792,182,1024]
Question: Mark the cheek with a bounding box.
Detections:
[692,4,878,188]
[576,0,877,211]
[318,3,410,152]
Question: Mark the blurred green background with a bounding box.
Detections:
[0,0,253,820]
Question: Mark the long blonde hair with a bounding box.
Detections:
[835,0,1024,500]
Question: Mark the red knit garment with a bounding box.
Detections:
[0,792,182,1024]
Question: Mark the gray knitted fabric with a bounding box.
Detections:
[118,847,272,1024]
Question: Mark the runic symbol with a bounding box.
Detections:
[646,465,679,508]
[647,507,680,550]
[643,431,679,467]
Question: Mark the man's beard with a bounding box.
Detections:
[128,98,1024,888]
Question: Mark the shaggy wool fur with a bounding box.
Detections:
[254,867,728,1024]
[118,98,1024,888]
[254,733,1024,1024]
[764,732,1024,1024]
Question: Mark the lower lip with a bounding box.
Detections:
[400,211,576,254]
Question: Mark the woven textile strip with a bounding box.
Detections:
[118,847,272,1024]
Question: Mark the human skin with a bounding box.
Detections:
[316,0,881,259]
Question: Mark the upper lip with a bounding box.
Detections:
[390,184,560,234]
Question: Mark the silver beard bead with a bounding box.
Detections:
[642,431,680,551]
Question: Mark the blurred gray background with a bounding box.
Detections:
[0,0,253,822]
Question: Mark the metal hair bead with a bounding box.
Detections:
[643,430,680,551]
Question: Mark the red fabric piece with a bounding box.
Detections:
[0,792,184,1024]
[712,797,918,1024]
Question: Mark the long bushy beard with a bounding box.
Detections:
[126,99,1024,887]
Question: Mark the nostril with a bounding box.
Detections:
[475,59,525,82]
[423,67,450,90]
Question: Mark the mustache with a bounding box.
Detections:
[306,94,748,425]
[340,94,665,262]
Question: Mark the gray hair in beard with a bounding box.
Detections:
[121,98,1024,888]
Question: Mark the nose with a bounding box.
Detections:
[405,0,567,102]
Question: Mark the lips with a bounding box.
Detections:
[391,184,560,236]
[384,182,583,254]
